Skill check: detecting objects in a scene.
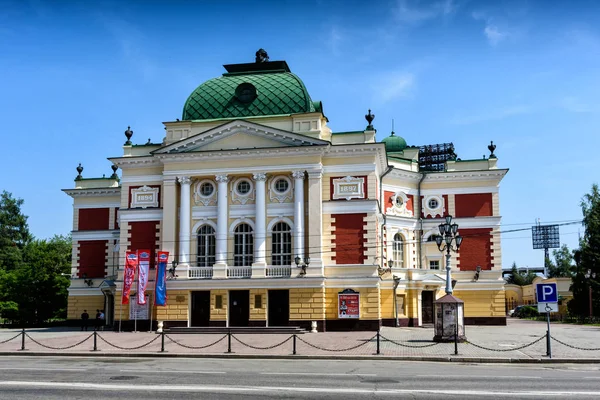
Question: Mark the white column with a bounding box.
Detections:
[306,169,323,276]
[292,170,305,263]
[177,176,191,266]
[253,173,267,266]
[215,175,229,271]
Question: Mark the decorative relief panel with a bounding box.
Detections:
[332,176,366,201]
[193,179,217,206]
[231,177,255,205]
[423,195,445,218]
[130,185,159,209]
[386,191,413,217]
[268,175,293,203]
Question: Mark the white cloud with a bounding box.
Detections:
[449,105,531,125]
[472,11,511,46]
[373,72,415,104]
[393,0,457,25]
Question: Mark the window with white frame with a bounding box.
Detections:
[196,225,216,267]
[271,222,292,266]
[234,223,254,266]
[393,233,404,268]
[429,260,440,270]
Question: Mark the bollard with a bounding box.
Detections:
[161,331,165,352]
[21,328,25,351]
[376,330,380,355]
[227,329,231,353]
[93,331,97,351]
[293,334,297,355]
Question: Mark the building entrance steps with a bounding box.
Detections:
[165,326,309,334]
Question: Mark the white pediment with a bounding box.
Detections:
[154,120,329,154]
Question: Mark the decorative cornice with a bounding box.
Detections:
[118,208,163,222]
[62,188,121,198]
[155,145,328,163]
[387,169,423,182]
[72,230,120,241]
[109,156,160,168]
[423,169,508,182]
[121,174,163,183]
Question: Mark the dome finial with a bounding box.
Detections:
[488,140,497,158]
[124,126,133,145]
[365,109,375,130]
[391,119,395,136]
[75,163,83,181]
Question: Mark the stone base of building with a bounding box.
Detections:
[464,316,507,326]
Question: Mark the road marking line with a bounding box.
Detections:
[119,369,226,374]
[416,375,542,380]
[0,367,82,372]
[0,381,598,397]
[261,372,377,377]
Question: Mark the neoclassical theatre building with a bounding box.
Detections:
[64,52,508,330]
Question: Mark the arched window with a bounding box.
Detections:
[234,223,254,266]
[197,225,216,267]
[393,233,404,268]
[271,222,292,266]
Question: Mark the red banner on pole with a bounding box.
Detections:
[137,249,151,305]
[122,252,137,305]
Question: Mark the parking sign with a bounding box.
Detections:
[536,283,558,303]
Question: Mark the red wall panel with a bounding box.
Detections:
[332,213,366,264]
[384,191,414,214]
[78,240,107,278]
[78,208,109,231]
[457,228,492,270]
[128,221,159,268]
[455,193,493,218]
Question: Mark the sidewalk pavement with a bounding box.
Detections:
[1,319,599,363]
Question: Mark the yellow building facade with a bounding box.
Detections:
[64,52,508,330]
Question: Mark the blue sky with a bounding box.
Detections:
[1,0,599,269]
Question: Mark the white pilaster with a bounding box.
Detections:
[214,175,229,278]
[306,169,323,276]
[177,176,191,266]
[292,170,305,263]
[252,173,267,277]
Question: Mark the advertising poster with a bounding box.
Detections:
[338,290,360,319]
[129,295,150,320]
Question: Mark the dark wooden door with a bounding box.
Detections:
[268,290,289,326]
[421,291,434,324]
[229,290,250,327]
[191,291,210,327]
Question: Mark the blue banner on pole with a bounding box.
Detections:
[155,251,169,306]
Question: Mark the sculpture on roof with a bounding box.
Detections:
[255,48,269,63]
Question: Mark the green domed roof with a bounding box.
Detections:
[382,132,407,152]
[182,61,316,121]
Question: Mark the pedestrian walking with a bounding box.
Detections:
[80,310,89,331]
[99,310,105,331]
[94,309,101,331]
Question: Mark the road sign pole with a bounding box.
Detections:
[546,306,552,359]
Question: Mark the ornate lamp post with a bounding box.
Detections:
[433,215,466,346]
[295,256,310,276]
[435,215,463,294]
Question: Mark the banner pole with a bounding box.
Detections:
[134,287,137,333]
[149,293,154,333]
[119,300,122,333]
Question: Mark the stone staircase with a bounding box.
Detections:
[165,326,309,334]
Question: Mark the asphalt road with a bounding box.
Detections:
[0,356,599,399]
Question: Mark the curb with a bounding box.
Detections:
[1,352,600,363]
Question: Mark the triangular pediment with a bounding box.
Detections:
[154,120,329,154]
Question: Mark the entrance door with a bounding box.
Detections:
[229,290,250,327]
[268,289,289,327]
[191,291,211,327]
[421,291,435,324]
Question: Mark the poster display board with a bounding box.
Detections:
[129,294,150,319]
[338,289,360,319]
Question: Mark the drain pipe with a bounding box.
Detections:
[417,172,426,270]
[379,165,394,271]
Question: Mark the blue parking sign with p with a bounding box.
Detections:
[536,283,558,303]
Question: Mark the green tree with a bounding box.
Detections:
[0,191,32,271]
[505,262,537,286]
[568,184,600,317]
[546,244,575,278]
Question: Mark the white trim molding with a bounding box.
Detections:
[121,174,163,184]
[323,200,378,214]
[119,209,163,222]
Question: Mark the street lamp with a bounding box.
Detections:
[585,268,597,318]
[295,255,310,276]
[435,215,463,295]
[393,274,401,327]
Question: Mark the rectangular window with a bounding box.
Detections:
[215,295,223,309]
[429,260,440,270]
[254,294,262,309]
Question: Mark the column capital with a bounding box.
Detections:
[252,173,267,181]
[306,169,322,179]
[215,174,229,183]
[291,170,305,180]
[177,176,191,185]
